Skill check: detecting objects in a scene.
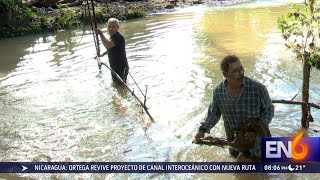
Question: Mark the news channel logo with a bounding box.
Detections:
[262,132,320,162]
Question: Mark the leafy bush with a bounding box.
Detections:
[0,0,41,37]
[126,8,146,19]
[278,1,320,66]
[54,8,80,30]
[0,0,146,38]
[80,3,146,23]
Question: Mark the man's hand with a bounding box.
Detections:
[94,28,102,35]
[99,51,108,57]
[244,132,256,142]
[194,132,205,143]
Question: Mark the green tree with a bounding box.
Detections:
[278,0,320,128]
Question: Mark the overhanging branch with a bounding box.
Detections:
[272,99,320,109]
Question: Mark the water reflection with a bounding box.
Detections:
[0,35,41,78]
[111,83,129,116]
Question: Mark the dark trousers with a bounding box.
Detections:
[111,67,128,84]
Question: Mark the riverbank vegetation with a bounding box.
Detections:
[1,0,256,38]
[1,0,42,37]
[79,2,146,23]
[0,0,148,38]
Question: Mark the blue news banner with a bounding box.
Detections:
[1,162,320,173]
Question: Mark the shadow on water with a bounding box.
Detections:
[0,35,38,78]
[0,29,87,79]
[50,30,80,65]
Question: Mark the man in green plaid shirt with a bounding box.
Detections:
[195,55,274,160]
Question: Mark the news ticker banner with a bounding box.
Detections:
[1,162,320,173]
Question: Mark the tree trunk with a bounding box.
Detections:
[39,0,60,7]
[60,0,83,7]
[301,55,311,128]
[58,0,77,4]
[301,0,314,128]
[21,0,41,7]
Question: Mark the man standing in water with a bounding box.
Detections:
[95,18,129,83]
[194,55,274,160]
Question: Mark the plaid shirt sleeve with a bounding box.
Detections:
[259,84,274,125]
[198,88,222,133]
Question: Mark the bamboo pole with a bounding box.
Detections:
[87,0,102,69]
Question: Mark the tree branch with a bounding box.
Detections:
[100,62,155,122]
[272,99,320,109]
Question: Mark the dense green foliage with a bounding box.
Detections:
[55,6,81,30]
[0,0,41,37]
[0,0,81,38]
[126,8,146,19]
[80,5,146,23]
[278,0,320,66]
[0,0,146,38]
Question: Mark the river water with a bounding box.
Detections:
[1,0,320,179]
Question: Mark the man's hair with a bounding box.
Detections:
[107,18,119,25]
[220,55,240,72]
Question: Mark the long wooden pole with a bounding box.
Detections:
[90,0,100,56]
[87,0,101,69]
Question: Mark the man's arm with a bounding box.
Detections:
[199,97,221,133]
[260,85,274,125]
[94,28,115,49]
[195,93,221,141]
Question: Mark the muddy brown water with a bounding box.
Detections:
[1,1,320,179]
